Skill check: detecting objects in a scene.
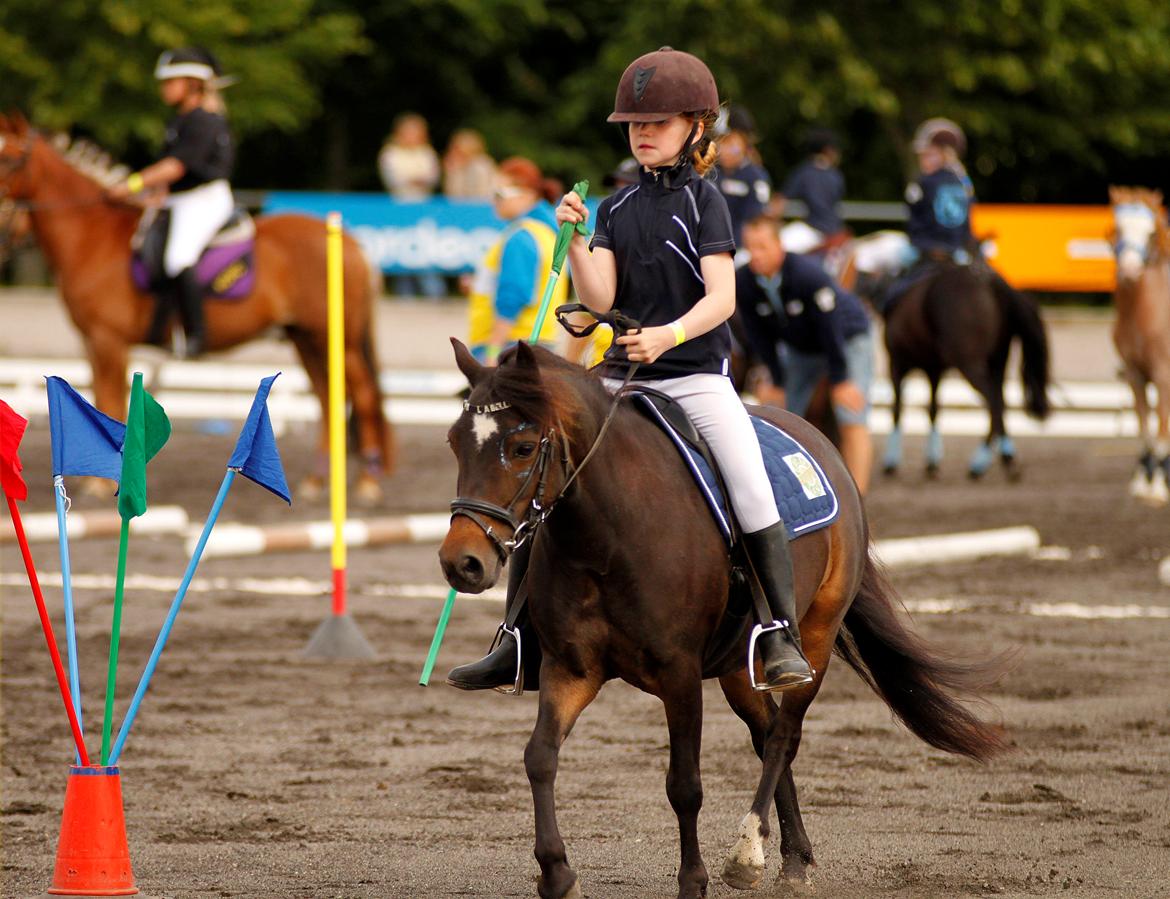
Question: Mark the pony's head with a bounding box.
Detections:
[0,113,36,198]
[439,338,593,593]
[1110,185,1169,283]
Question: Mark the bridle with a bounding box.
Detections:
[1113,202,1160,270]
[448,304,644,562]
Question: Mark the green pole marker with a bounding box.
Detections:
[419,180,590,686]
[101,518,130,764]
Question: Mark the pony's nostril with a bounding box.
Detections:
[459,554,484,583]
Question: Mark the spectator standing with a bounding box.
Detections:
[442,128,497,200]
[378,112,445,299]
[715,105,772,247]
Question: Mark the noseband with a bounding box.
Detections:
[1113,203,1158,267]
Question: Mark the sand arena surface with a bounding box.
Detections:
[2,293,1168,897]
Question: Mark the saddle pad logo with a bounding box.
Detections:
[782,452,826,500]
[633,66,656,102]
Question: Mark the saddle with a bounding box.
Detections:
[627,388,840,677]
[131,207,257,299]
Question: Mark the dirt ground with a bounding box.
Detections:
[3,404,1169,899]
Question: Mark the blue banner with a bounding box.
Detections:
[263,192,598,275]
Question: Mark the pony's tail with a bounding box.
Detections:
[999,281,1050,419]
[834,554,1010,761]
[361,328,396,474]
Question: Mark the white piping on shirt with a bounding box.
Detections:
[672,215,699,256]
[683,183,701,221]
[666,240,705,284]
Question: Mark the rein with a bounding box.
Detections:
[449,304,645,561]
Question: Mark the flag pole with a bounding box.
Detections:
[419,181,590,685]
[6,493,91,765]
[110,469,236,765]
[101,517,131,765]
[53,476,84,763]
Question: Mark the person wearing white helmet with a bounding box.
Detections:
[448,47,816,695]
[109,47,235,357]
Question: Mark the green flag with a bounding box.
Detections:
[550,180,590,276]
[118,373,171,521]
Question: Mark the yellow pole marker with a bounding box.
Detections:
[326,212,347,615]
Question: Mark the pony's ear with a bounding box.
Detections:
[450,337,488,387]
[1108,185,1120,203]
[511,340,539,372]
[9,110,28,134]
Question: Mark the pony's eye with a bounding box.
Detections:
[513,442,537,459]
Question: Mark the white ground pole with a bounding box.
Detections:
[1159,556,1170,587]
[0,505,189,544]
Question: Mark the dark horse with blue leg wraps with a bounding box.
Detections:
[881,260,1050,479]
[439,338,1007,899]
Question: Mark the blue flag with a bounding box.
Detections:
[228,374,290,504]
[45,376,127,482]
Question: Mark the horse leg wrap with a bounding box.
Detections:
[968,440,995,477]
[926,427,945,469]
[882,427,903,471]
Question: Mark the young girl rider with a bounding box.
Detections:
[447,47,814,694]
[108,47,235,358]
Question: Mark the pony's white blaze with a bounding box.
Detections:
[722,811,767,889]
[472,412,500,448]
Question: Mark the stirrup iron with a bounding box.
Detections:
[747,619,815,693]
[491,622,525,696]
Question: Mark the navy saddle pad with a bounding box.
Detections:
[634,394,840,543]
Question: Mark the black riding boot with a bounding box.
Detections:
[743,522,815,691]
[173,267,206,358]
[446,541,533,692]
[146,282,176,347]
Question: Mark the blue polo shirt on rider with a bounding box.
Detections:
[905,168,972,255]
[591,161,737,381]
[715,160,772,246]
[781,160,845,235]
[734,251,870,386]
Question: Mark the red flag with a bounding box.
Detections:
[0,400,28,501]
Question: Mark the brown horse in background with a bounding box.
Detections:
[0,113,394,496]
[439,340,1006,899]
[1109,186,1170,505]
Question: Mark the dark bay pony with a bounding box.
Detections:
[0,113,393,497]
[1109,186,1170,505]
[881,260,1050,479]
[439,339,1006,899]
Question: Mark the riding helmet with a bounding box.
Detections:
[154,47,222,83]
[912,118,967,156]
[608,47,720,123]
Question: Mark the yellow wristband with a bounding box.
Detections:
[668,320,686,346]
[126,173,145,194]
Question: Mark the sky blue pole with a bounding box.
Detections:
[54,476,83,763]
[109,469,236,765]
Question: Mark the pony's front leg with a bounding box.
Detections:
[661,673,708,899]
[525,666,601,899]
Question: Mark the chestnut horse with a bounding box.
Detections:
[439,339,1005,899]
[0,113,393,495]
[1109,186,1170,505]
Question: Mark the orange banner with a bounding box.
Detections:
[972,205,1115,292]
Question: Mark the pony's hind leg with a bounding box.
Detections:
[718,671,817,891]
[286,326,331,500]
[343,344,389,504]
[882,366,908,476]
[925,370,944,477]
[660,672,709,899]
[525,666,602,899]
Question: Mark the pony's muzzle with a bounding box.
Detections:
[1117,248,1145,281]
[439,523,504,593]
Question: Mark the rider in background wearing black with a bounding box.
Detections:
[777,127,847,250]
[714,105,772,249]
[109,47,235,358]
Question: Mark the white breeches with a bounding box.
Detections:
[163,180,234,277]
[606,372,781,533]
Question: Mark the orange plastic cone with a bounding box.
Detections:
[48,765,138,896]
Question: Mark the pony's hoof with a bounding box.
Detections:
[536,874,582,899]
[297,475,325,502]
[80,476,117,499]
[722,856,765,890]
[967,467,985,481]
[776,871,816,895]
[882,464,899,478]
[925,463,940,480]
[355,473,384,506]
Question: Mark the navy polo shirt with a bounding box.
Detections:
[781,160,845,234]
[715,161,772,246]
[163,107,234,192]
[735,252,870,385]
[905,168,972,254]
[591,162,737,380]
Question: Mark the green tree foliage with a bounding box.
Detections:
[3,0,1168,201]
[0,0,365,147]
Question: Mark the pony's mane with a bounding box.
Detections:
[485,345,606,432]
[49,133,130,188]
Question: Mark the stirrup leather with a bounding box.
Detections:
[747,619,815,692]
[491,622,525,696]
